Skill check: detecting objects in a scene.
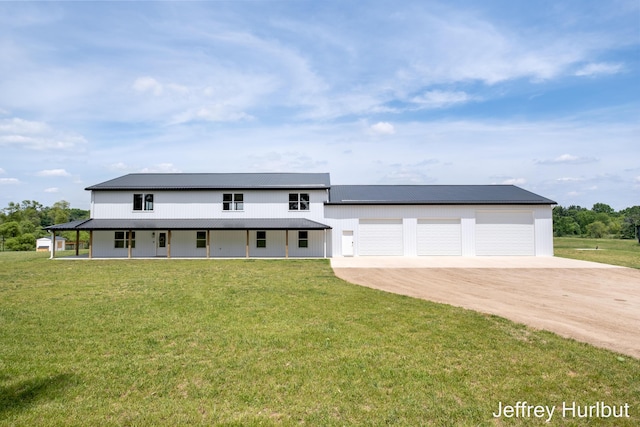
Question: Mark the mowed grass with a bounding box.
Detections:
[555,237,640,269]
[1,253,639,426]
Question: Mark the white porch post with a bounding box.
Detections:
[50,231,56,259]
[285,230,289,259]
[323,229,327,259]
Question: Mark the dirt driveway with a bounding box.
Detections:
[332,257,640,358]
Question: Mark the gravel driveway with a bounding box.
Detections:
[332,257,640,358]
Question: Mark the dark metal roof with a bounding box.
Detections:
[327,185,556,205]
[46,218,331,231]
[86,173,331,191]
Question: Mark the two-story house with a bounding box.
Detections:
[46,172,556,258]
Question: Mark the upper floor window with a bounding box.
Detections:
[133,194,154,211]
[223,193,244,211]
[289,193,310,211]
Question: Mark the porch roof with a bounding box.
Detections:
[46,218,331,231]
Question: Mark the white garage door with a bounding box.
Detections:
[359,219,403,256]
[476,211,534,256]
[417,219,462,256]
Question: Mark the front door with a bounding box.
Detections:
[342,231,354,256]
[156,232,167,257]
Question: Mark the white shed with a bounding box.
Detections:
[36,237,66,252]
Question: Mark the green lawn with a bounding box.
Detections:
[555,237,640,269]
[1,253,638,426]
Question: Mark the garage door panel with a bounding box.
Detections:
[476,211,534,256]
[359,219,403,256]
[417,219,461,256]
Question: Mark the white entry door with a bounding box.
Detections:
[156,232,167,257]
[342,231,354,256]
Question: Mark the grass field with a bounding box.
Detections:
[1,252,639,426]
[554,237,640,269]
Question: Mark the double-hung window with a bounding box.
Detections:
[289,193,310,211]
[223,193,244,211]
[133,194,154,211]
[196,231,207,248]
[298,231,309,248]
[256,231,266,248]
[114,231,135,248]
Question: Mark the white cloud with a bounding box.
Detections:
[411,90,473,109]
[536,154,598,165]
[0,118,87,151]
[132,76,164,96]
[575,62,624,77]
[140,163,181,173]
[501,178,527,185]
[36,169,71,177]
[370,122,395,135]
[557,177,584,182]
[0,178,19,184]
[44,187,59,193]
[0,168,5,174]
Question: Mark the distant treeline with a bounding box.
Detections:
[0,200,89,251]
[553,203,640,240]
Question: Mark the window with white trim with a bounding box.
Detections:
[196,231,207,248]
[289,193,310,211]
[298,231,308,248]
[223,193,244,211]
[256,231,266,248]
[133,194,154,211]
[114,231,135,248]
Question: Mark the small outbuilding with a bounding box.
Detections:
[36,237,66,252]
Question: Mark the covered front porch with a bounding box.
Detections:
[46,218,331,259]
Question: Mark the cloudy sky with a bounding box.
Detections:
[1,0,638,211]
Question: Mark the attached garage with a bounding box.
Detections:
[475,211,535,256]
[359,219,403,255]
[417,219,462,256]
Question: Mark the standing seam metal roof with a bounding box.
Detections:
[86,173,331,190]
[46,218,331,231]
[327,185,556,205]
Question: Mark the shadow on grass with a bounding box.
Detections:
[0,374,76,415]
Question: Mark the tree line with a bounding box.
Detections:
[553,203,640,240]
[1,200,639,251]
[0,200,89,251]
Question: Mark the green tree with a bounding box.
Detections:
[620,206,640,240]
[554,217,581,236]
[0,221,21,238]
[586,221,607,238]
[592,203,615,215]
[6,233,36,251]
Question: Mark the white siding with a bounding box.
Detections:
[91,189,328,222]
[325,204,554,257]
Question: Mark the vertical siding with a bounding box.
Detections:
[534,206,554,256]
[92,189,328,221]
[325,204,554,257]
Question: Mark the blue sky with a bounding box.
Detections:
[0,0,638,211]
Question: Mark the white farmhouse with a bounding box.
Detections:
[46,173,556,258]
